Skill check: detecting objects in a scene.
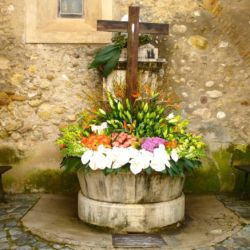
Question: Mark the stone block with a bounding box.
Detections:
[206,90,223,99]
[0,83,16,95]
[10,74,24,85]
[0,56,10,70]
[78,191,185,232]
[10,95,27,101]
[37,103,54,120]
[188,35,208,50]
[0,92,11,105]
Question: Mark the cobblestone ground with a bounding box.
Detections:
[0,195,73,250]
[0,194,249,250]
[198,194,250,250]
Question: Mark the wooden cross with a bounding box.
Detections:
[97,5,169,102]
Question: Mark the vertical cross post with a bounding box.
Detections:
[97,5,169,102]
[126,6,140,102]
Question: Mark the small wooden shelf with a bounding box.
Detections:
[116,58,166,71]
[119,58,166,63]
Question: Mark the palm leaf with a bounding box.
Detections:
[102,48,121,77]
[89,44,120,69]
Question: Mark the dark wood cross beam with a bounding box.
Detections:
[97,6,169,102]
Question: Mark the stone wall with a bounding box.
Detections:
[0,0,249,193]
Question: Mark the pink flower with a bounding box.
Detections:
[141,137,166,152]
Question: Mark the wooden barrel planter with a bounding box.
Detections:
[77,169,185,232]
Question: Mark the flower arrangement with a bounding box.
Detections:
[57,93,205,176]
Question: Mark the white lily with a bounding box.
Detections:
[128,147,140,159]
[129,158,143,175]
[81,144,176,174]
[81,150,93,165]
[151,144,171,171]
[92,151,107,170]
[104,152,113,169]
[90,125,98,133]
[112,147,131,169]
[129,150,152,175]
[150,157,166,172]
[140,150,153,169]
[166,113,175,120]
[154,145,170,162]
[88,152,99,170]
[100,122,108,130]
[171,149,179,162]
[90,122,108,135]
[97,145,106,154]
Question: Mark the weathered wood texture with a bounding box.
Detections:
[126,6,140,101]
[0,166,12,175]
[97,20,169,34]
[77,170,184,204]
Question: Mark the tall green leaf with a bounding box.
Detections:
[102,48,121,77]
[89,44,121,76]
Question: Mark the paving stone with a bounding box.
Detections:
[0,243,9,250]
[0,230,6,239]
[219,238,234,246]
[0,194,250,250]
[14,234,36,246]
[0,214,15,220]
[244,225,250,232]
[17,246,32,250]
[195,248,214,250]
[9,227,24,236]
[231,237,250,247]
[10,245,19,250]
[53,244,63,249]
[6,220,17,228]
[39,247,56,250]
[214,247,228,250]
[33,242,52,249]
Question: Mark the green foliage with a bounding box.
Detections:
[93,93,205,162]
[57,124,87,158]
[60,157,83,172]
[175,133,205,160]
[112,33,153,48]
[89,44,122,77]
